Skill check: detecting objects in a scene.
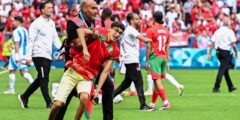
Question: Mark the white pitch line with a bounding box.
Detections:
[178,93,240,97]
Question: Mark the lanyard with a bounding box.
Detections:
[79,11,94,28]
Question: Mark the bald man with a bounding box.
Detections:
[54,0,114,120]
[208,16,238,93]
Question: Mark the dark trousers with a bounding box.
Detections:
[114,63,146,108]
[214,48,234,90]
[56,67,114,120]
[22,57,52,106]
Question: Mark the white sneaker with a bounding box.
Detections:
[51,83,59,98]
[4,89,15,94]
[178,85,184,96]
[113,95,123,104]
[159,103,171,110]
[144,91,153,96]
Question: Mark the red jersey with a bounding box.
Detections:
[147,25,170,58]
[67,28,120,80]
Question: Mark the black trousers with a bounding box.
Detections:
[214,48,234,90]
[22,57,52,106]
[56,67,114,120]
[114,63,146,108]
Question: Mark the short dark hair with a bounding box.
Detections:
[127,12,135,23]
[101,8,112,27]
[111,21,125,31]
[14,16,24,23]
[101,8,112,19]
[153,11,164,24]
[39,1,51,11]
[110,14,120,22]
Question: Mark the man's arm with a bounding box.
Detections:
[53,25,62,50]
[145,42,151,70]
[75,28,97,62]
[26,22,37,65]
[207,41,215,61]
[136,35,152,42]
[94,60,113,96]
[14,41,19,63]
[232,42,238,59]
[166,40,170,61]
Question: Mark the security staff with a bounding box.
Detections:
[208,16,238,93]
[18,1,61,108]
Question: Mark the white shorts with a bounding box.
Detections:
[54,68,92,104]
[8,56,28,71]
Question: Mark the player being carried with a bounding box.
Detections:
[48,21,124,120]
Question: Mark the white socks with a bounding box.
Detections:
[147,74,153,92]
[165,73,180,89]
[23,72,34,84]
[163,100,169,104]
[9,73,16,90]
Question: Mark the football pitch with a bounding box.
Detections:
[0,69,240,120]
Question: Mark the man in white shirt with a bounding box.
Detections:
[18,1,61,109]
[113,12,153,111]
[4,16,33,95]
[208,16,238,93]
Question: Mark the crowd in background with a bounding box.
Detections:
[1,0,240,62]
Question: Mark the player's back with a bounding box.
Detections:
[13,26,28,58]
[147,25,170,58]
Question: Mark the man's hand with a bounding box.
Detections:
[207,54,211,61]
[82,48,90,63]
[26,59,33,66]
[15,53,19,64]
[145,62,150,70]
[235,54,238,60]
[91,89,100,105]
[91,30,99,40]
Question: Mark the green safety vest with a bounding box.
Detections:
[2,39,14,57]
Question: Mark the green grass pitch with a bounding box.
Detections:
[0,69,240,120]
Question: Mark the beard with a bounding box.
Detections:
[12,25,17,30]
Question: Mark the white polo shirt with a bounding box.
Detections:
[122,25,141,64]
[27,16,61,60]
[211,26,236,51]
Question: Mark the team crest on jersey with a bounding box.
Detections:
[107,45,113,55]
